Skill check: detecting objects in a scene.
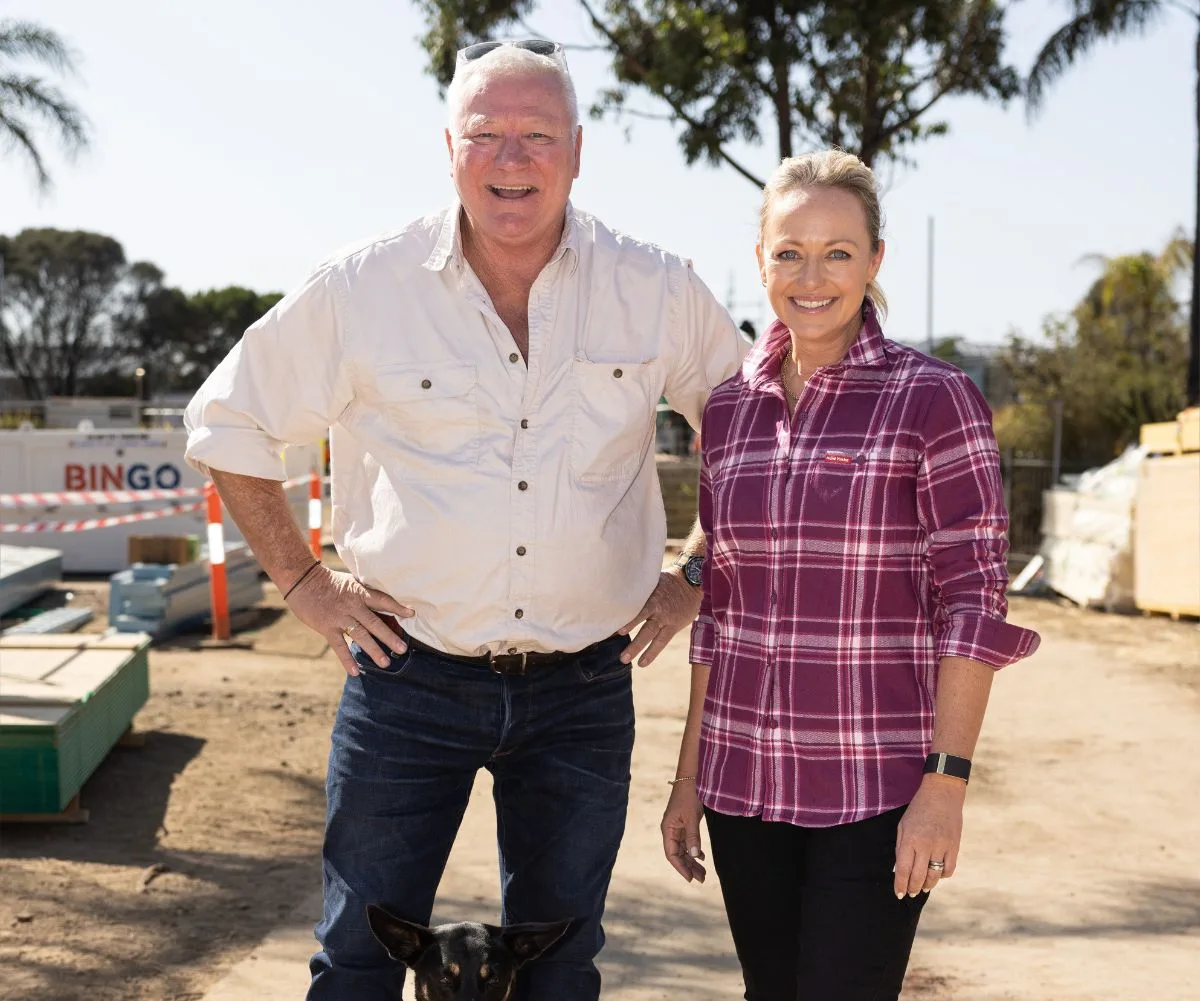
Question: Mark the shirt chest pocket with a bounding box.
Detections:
[570,359,659,484]
[371,363,482,481]
[798,446,919,535]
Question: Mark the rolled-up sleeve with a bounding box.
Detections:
[184,265,352,480]
[688,417,717,666]
[663,263,749,430]
[917,375,1040,668]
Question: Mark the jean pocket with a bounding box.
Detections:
[577,639,634,683]
[350,642,415,681]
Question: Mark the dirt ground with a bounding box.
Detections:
[0,567,1196,1001]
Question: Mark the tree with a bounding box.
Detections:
[0,228,128,399]
[995,231,1191,459]
[182,287,283,386]
[0,19,90,191]
[105,262,201,397]
[414,1,1022,184]
[1027,0,1200,405]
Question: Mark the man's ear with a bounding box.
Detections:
[366,904,436,966]
[498,919,573,968]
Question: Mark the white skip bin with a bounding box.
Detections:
[0,428,323,573]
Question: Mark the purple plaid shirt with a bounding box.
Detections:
[689,303,1039,827]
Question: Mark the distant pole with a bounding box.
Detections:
[925,216,935,355]
[1051,399,1064,487]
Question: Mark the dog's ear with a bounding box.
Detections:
[497,919,573,967]
[366,904,436,966]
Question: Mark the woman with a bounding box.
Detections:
[661,149,1040,1000]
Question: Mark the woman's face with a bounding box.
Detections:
[756,185,884,351]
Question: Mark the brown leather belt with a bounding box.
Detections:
[402,632,615,677]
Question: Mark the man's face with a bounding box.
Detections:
[446,70,582,250]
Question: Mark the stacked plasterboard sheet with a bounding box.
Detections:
[0,633,151,813]
[108,543,263,638]
[0,545,64,617]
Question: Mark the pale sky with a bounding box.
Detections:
[0,0,1193,348]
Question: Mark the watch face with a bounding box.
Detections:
[683,556,704,586]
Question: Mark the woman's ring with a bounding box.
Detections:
[928,859,946,871]
[344,623,357,635]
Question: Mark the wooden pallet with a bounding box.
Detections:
[1138,605,1200,622]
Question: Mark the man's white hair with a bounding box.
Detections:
[447,45,580,133]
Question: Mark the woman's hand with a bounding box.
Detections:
[286,564,415,676]
[661,780,707,883]
[894,774,966,897]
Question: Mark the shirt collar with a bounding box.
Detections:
[743,297,892,390]
[422,201,580,275]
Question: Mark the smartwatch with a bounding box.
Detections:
[923,752,971,783]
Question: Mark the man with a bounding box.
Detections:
[184,39,747,1000]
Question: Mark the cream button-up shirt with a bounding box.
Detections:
[184,203,748,656]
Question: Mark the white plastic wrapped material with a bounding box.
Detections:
[1039,448,1144,611]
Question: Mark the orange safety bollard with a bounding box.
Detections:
[205,481,231,641]
[308,468,322,559]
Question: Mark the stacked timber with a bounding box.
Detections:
[1135,408,1200,618]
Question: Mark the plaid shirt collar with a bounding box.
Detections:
[742,298,893,391]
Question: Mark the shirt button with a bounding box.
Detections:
[420,378,432,389]
[520,418,529,429]
[518,480,528,491]
[613,368,623,378]
[509,352,520,364]
[767,717,779,729]
[516,545,527,556]
[514,608,524,619]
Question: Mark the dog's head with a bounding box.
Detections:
[366,903,572,1001]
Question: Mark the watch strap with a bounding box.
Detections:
[923,752,971,783]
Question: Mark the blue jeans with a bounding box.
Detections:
[307,634,634,1001]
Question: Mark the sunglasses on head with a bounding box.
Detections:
[457,38,566,64]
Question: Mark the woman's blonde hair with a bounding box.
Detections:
[759,148,887,318]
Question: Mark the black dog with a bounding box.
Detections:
[366,903,572,1001]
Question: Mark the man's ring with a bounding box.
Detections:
[344,623,357,635]
[928,859,946,871]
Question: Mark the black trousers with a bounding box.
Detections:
[705,806,927,1001]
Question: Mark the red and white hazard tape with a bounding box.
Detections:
[0,475,315,510]
[0,502,205,534]
[0,487,204,509]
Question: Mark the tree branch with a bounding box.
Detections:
[617,106,676,122]
[575,0,765,187]
[884,3,989,141]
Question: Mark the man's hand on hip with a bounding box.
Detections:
[287,566,415,676]
[618,568,702,667]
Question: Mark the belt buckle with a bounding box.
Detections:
[489,651,528,676]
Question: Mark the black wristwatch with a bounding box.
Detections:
[923,752,971,783]
[675,553,705,587]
